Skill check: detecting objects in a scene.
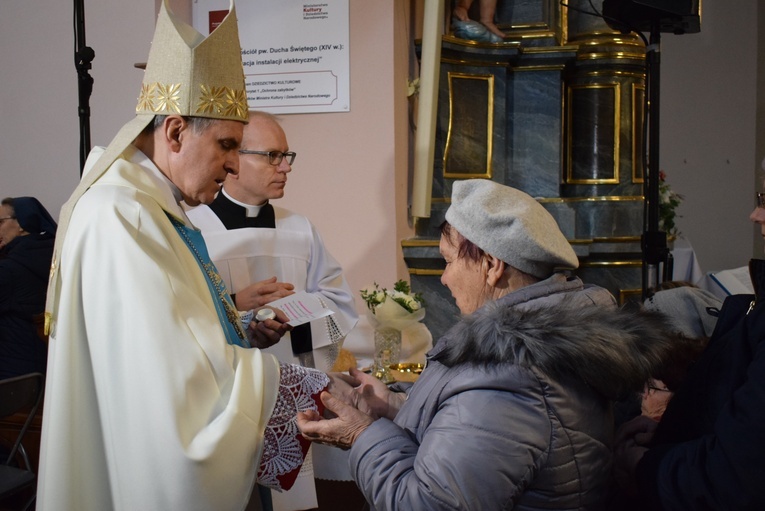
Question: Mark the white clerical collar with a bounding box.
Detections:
[124,144,184,205]
[220,188,268,217]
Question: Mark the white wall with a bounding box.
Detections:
[0,0,155,210]
[660,0,761,272]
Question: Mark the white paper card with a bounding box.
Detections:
[268,291,334,327]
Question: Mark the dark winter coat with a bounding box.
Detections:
[635,260,765,511]
[350,273,675,511]
[0,233,53,378]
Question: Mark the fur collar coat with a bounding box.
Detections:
[350,273,675,511]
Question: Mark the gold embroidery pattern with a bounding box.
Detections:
[204,261,246,338]
[44,256,58,335]
[136,83,157,112]
[223,88,248,119]
[48,256,57,283]
[135,82,181,114]
[155,83,182,113]
[196,85,227,115]
[137,82,247,121]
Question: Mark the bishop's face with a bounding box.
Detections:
[167,118,243,207]
[227,115,293,206]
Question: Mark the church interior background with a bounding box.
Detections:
[404,0,671,339]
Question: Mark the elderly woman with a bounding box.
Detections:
[0,196,57,378]
[299,180,672,510]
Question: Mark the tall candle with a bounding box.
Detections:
[411,0,444,219]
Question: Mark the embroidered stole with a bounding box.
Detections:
[169,214,249,348]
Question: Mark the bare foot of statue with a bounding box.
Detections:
[452,2,505,43]
[479,19,506,39]
[453,6,469,22]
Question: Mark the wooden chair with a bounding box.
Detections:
[0,373,44,511]
[0,314,48,478]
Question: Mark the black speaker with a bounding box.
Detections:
[602,0,701,34]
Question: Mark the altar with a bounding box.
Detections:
[401,1,701,340]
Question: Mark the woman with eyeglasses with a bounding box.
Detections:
[0,196,57,379]
[636,285,719,422]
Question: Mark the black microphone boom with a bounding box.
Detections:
[601,0,700,297]
[74,0,95,175]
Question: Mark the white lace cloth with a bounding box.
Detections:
[258,363,329,490]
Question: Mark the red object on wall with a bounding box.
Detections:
[208,10,229,35]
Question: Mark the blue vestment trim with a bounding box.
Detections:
[169,214,250,348]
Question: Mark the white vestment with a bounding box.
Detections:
[187,198,359,509]
[187,200,358,373]
[37,146,315,511]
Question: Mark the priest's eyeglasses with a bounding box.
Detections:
[757,192,765,209]
[238,150,296,166]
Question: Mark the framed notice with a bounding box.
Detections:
[192,0,350,114]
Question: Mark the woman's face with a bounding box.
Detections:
[439,229,489,315]
[641,378,673,422]
[0,203,22,250]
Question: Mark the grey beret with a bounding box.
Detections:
[644,287,722,338]
[444,179,579,278]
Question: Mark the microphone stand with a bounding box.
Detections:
[74,0,95,175]
[641,18,672,298]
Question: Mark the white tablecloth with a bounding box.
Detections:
[672,237,704,285]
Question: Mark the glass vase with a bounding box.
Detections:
[373,326,401,384]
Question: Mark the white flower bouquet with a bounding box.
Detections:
[360,280,426,331]
[361,280,426,381]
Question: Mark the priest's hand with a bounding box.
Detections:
[235,277,295,310]
[297,391,375,449]
[248,307,292,349]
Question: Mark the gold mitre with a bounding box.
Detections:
[137,0,248,122]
